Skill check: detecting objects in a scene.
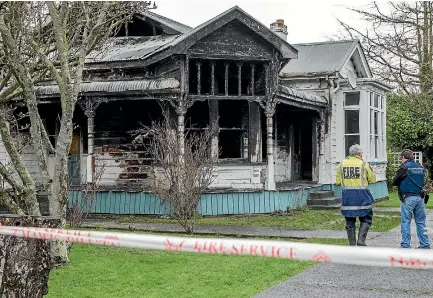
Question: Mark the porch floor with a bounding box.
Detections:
[276,180,321,191]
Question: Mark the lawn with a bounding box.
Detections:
[47,238,347,298]
[117,209,401,232]
[374,191,433,209]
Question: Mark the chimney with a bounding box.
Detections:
[270,19,287,41]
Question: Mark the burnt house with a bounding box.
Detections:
[1,7,391,215]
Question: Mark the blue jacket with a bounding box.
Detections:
[336,156,376,217]
[393,160,424,196]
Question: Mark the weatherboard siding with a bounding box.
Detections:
[67,181,388,216]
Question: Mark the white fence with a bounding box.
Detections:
[391,151,423,166]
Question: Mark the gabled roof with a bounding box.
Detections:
[280,40,371,77]
[85,6,297,68]
[136,6,298,65]
[136,11,192,34]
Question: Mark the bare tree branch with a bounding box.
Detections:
[337,1,433,93]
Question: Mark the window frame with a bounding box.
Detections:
[343,91,361,157]
[369,92,385,161]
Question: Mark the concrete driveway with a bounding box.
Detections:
[253,210,433,298]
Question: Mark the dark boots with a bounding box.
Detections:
[346,226,357,246]
[357,222,370,246]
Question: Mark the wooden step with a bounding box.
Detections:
[307,196,342,206]
[309,190,335,200]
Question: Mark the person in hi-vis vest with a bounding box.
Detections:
[336,144,376,246]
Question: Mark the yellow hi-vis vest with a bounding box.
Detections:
[336,156,376,217]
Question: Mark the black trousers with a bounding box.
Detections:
[345,210,373,229]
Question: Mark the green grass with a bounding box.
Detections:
[116,209,400,233]
[374,192,433,209]
[47,237,347,298]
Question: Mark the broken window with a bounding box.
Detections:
[185,100,209,131]
[218,100,249,160]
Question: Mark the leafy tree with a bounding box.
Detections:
[387,92,433,177]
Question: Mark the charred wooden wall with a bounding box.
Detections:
[93,100,167,189]
[188,20,274,59]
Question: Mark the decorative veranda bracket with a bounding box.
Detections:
[77,97,108,118]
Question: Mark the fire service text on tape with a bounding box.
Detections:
[0,225,432,270]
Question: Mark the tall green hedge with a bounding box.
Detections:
[387,92,433,188]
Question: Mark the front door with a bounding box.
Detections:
[68,132,81,185]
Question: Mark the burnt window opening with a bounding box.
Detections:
[37,103,61,149]
[94,101,167,173]
[214,63,226,95]
[185,100,209,130]
[94,100,163,148]
[200,61,212,95]
[188,59,268,96]
[241,64,252,95]
[218,100,249,160]
[117,17,163,37]
[188,60,198,94]
[254,64,266,95]
[227,62,238,95]
[72,106,88,154]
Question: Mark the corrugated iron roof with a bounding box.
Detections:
[138,11,192,34]
[86,35,181,63]
[35,79,180,97]
[280,40,359,76]
[277,85,327,106]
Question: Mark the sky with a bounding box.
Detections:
[153,0,378,44]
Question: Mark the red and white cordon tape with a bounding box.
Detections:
[0,224,432,270]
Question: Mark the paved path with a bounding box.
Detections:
[373,207,402,213]
[82,207,399,239]
[83,219,384,239]
[253,210,433,298]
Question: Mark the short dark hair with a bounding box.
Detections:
[401,149,414,160]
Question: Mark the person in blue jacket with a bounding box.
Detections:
[392,149,430,249]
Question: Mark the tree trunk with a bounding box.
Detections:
[48,164,69,267]
[49,108,75,266]
[0,215,60,297]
